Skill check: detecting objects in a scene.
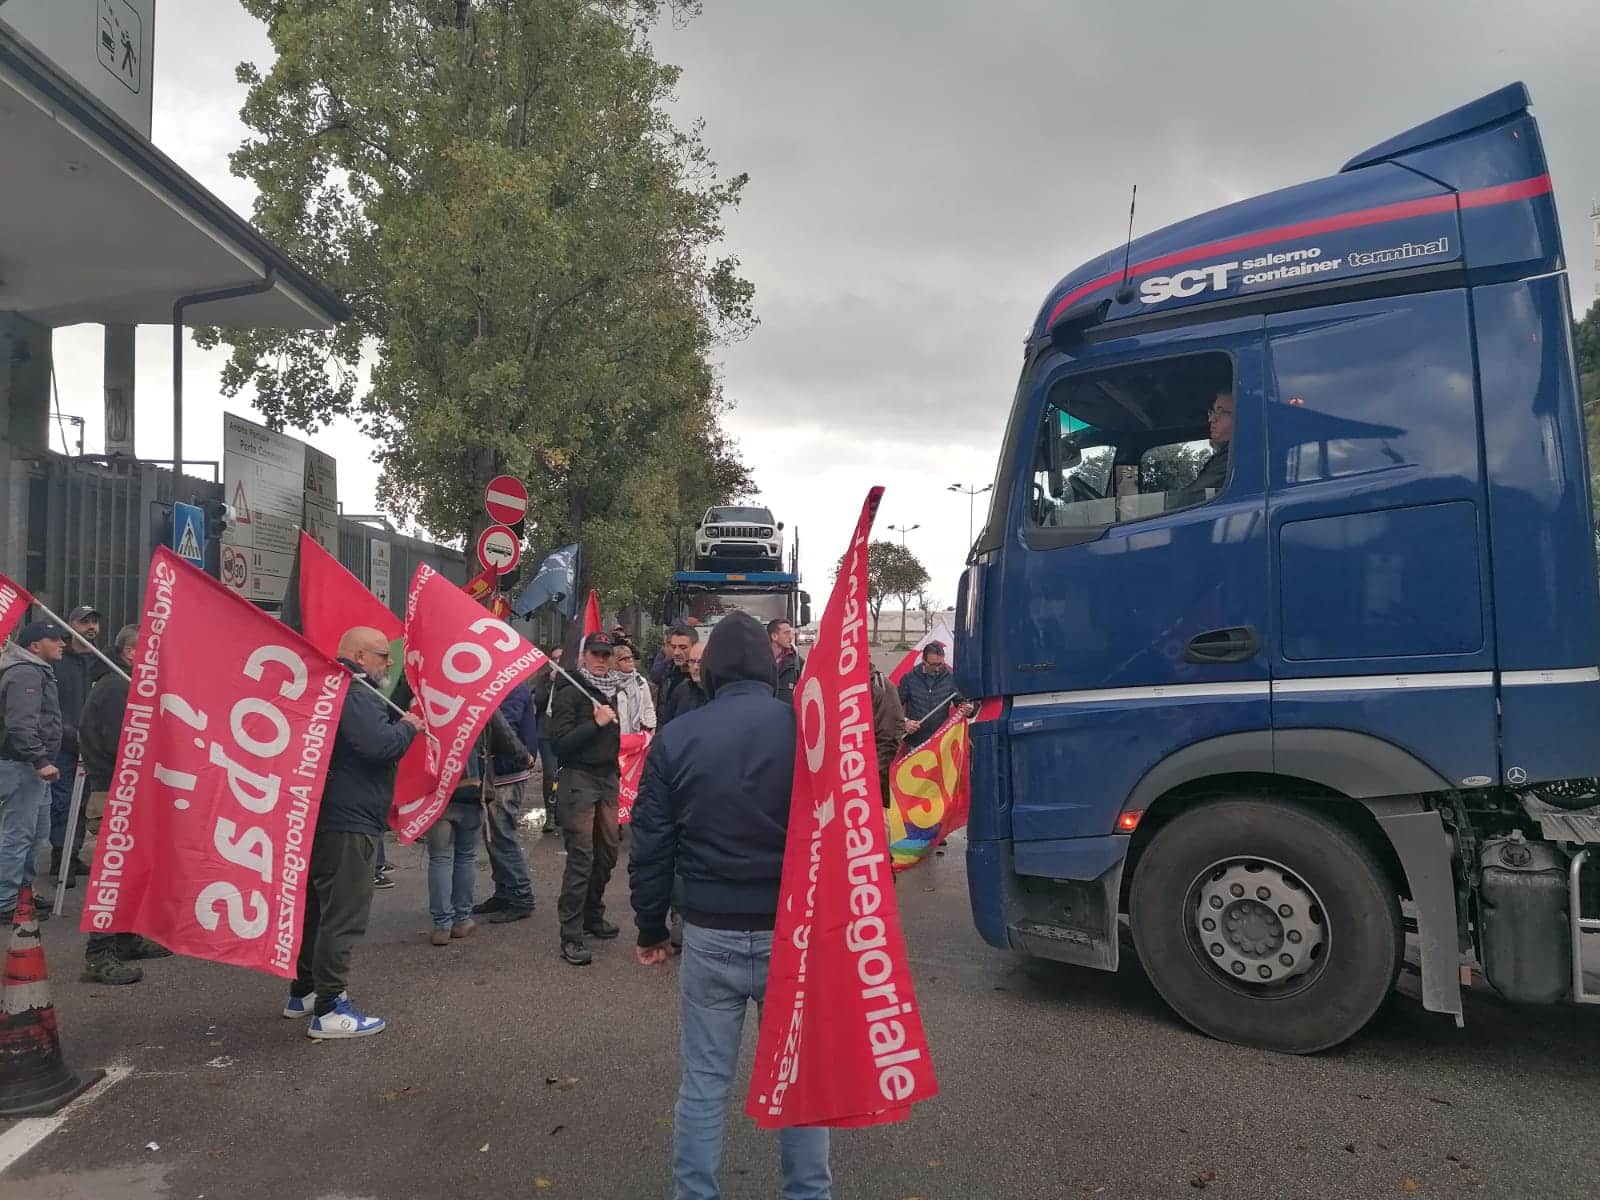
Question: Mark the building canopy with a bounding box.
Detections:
[0,23,346,331]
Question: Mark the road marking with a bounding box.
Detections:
[0,1065,131,1175]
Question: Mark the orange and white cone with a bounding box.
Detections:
[0,886,102,1116]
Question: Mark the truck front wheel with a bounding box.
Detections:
[1128,798,1402,1054]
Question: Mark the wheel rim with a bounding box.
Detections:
[1185,856,1329,997]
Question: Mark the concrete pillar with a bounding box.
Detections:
[0,313,52,583]
[104,324,136,457]
[1,312,52,453]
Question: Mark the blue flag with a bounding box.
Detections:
[512,543,580,618]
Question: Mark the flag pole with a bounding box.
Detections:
[28,599,131,683]
[356,672,412,719]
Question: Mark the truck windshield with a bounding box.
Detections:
[708,507,774,524]
[676,591,790,628]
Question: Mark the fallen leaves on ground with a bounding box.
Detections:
[545,1075,580,1091]
[533,1180,553,1191]
[1191,1168,1219,1189]
[1401,1180,1421,1193]
[381,1086,418,1102]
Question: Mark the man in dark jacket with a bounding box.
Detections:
[1176,388,1232,506]
[472,680,540,923]
[48,604,103,882]
[768,618,804,705]
[660,639,708,728]
[651,624,697,715]
[285,626,422,1039]
[629,611,831,1198]
[871,665,905,805]
[547,632,623,966]
[0,622,67,922]
[897,641,966,748]
[77,624,171,983]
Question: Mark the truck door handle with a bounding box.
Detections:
[1185,626,1260,664]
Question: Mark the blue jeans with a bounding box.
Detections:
[485,780,534,908]
[675,925,831,1200]
[0,760,51,912]
[48,750,79,852]
[424,801,483,928]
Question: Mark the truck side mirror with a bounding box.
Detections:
[1041,427,1081,501]
[777,522,785,531]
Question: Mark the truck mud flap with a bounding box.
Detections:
[1366,798,1464,1020]
[990,836,1128,972]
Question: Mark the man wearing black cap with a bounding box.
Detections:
[897,640,967,749]
[547,631,623,966]
[629,610,831,1198]
[0,622,68,921]
[49,604,103,883]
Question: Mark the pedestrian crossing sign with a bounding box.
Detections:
[173,501,205,568]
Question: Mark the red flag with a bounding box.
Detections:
[78,549,350,977]
[582,589,602,638]
[389,564,547,842]
[0,572,35,643]
[888,621,954,687]
[295,531,401,659]
[489,593,513,622]
[747,487,937,1129]
[462,566,496,604]
[617,732,651,826]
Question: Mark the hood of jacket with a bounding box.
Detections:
[0,640,50,675]
[701,612,776,699]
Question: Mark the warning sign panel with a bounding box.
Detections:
[222,413,339,605]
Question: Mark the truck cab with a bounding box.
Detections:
[956,83,1600,1052]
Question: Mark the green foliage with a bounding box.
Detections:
[201,0,752,609]
[1577,299,1600,523]
[1140,440,1212,494]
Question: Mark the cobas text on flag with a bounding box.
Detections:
[78,549,349,977]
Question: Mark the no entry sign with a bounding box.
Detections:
[484,475,528,526]
[477,525,521,574]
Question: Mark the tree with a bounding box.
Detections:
[837,539,927,641]
[1576,299,1600,525]
[201,0,753,610]
[1140,440,1212,495]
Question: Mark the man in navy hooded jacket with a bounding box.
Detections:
[629,611,831,1200]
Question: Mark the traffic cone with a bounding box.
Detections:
[0,885,102,1116]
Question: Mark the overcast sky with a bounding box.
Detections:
[47,0,1600,614]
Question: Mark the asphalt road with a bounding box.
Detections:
[7,826,1600,1200]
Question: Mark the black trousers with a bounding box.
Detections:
[556,768,619,943]
[293,830,377,1009]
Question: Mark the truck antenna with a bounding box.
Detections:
[1114,184,1139,305]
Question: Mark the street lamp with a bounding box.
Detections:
[949,483,992,545]
[887,523,920,546]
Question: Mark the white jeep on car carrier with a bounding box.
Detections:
[695,505,785,571]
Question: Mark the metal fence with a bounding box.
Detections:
[22,453,222,635]
[19,451,468,636]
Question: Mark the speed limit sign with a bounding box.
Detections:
[476,525,521,574]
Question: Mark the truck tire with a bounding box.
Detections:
[1128,798,1402,1054]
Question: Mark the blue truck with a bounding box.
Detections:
[955,83,1600,1052]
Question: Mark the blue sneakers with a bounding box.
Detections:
[282,991,318,1019]
[306,995,386,1040]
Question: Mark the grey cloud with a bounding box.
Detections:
[98,0,1600,601]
